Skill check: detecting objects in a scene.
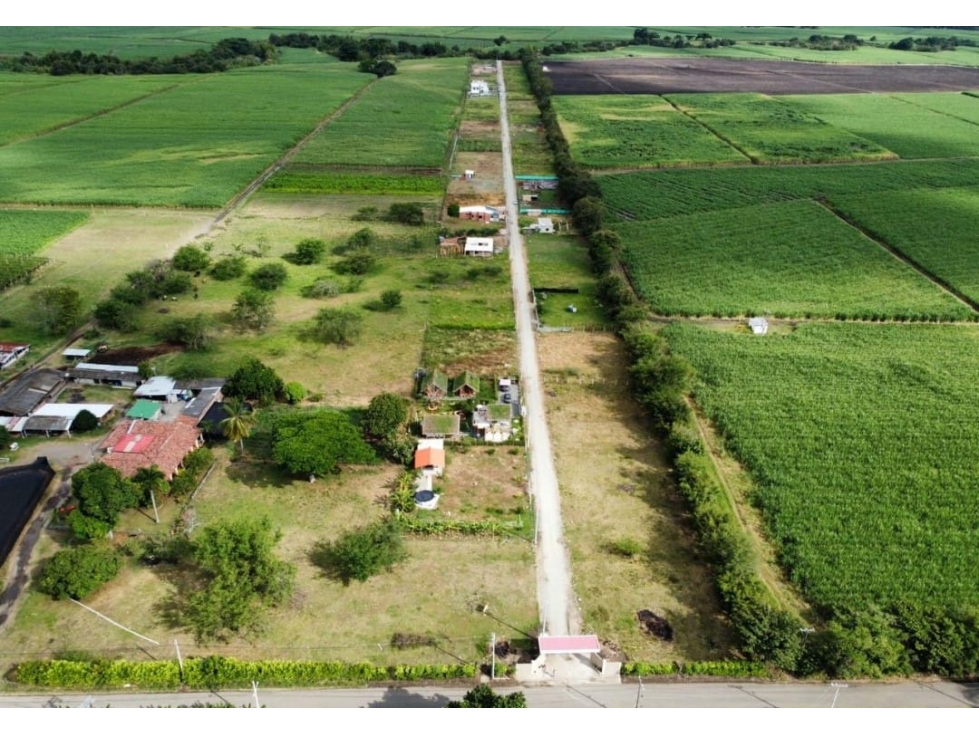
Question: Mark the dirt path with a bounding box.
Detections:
[498,62,581,642]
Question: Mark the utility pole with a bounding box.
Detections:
[830,682,848,708]
[252,681,261,709]
[635,676,644,708]
[150,489,160,524]
[490,632,497,680]
[174,639,184,677]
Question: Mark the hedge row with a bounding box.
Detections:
[398,515,525,537]
[10,656,478,690]
[621,660,771,678]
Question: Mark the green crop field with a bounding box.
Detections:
[0,210,89,255]
[666,321,979,611]
[554,95,747,169]
[503,63,553,175]
[784,93,979,159]
[666,93,894,164]
[0,65,370,207]
[0,75,181,146]
[264,171,445,195]
[617,200,969,320]
[832,186,979,304]
[293,58,468,170]
[599,158,979,222]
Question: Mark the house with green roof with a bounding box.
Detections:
[451,371,479,399]
[420,369,448,400]
[126,399,161,421]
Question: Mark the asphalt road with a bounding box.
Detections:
[1,680,976,708]
[497,61,579,640]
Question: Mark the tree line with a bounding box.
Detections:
[1,37,277,75]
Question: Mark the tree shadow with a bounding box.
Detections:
[364,686,453,708]
[223,457,294,490]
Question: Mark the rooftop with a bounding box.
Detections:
[134,375,176,398]
[414,446,446,469]
[127,399,162,421]
[421,413,461,437]
[100,419,202,480]
[0,368,65,417]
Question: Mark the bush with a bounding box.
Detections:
[210,256,247,281]
[249,262,288,291]
[333,250,375,275]
[224,358,284,405]
[70,409,99,434]
[284,381,306,404]
[301,278,341,299]
[157,314,212,351]
[313,519,407,584]
[94,297,140,332]
[380,289,402,310]
[38,545,122,600]
[172,245,210,273]
[285,238,327,265]
[386,202,425,226]
[309,308,363,347]
[609,537,643,558]
[447,202,460,217]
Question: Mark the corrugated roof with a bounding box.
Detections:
[0,369,65,417]
[34,403,113,419]
[414,447,445,469]
[100,419,202,480]
[133,376,176,397]
[62,348,91,358]
[75,363,139,373]
[127,400,161,420]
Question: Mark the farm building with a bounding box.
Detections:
[61,347,91,362]
[0,343,29,371]
[19,403,115,436]
[420,370,449,400]
[70,363,142,388]
[472,403,513,442]
[459,205,502,223]
[469,79,490,96]
[179,386,224,426]
[0,368,65,417]
[537,217,554,234]
[464,237,495,257]
[451,372,480,398]
[421,413,461,438]
[127,399,162,421]
[748,317,769,335]
[516,175,558,191]
[99,419,204,480]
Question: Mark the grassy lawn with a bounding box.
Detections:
[503,62,553,176]
[538,333,734,661]
[526,233,606,329]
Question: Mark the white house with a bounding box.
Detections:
[464,237,495,257]
[469,79,490,96]
[537,217,554,234]
[0,343,29,371]
[459,205,502,223]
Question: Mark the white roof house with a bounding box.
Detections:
[464,237,495,257]
[537,217,554,234]
[748,317,769,335]
[62,348,91,359]
[469,79,490,96]
[417,438,444,451]
[134,375,177,399]
[33,403,114,420]
[75,363,139,374]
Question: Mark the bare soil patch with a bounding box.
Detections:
[89,343,181,365]
[546,57,979,95]
[538,332,734,662]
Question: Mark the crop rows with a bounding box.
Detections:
[666,322,979,611]
[0,209,89,256]
[554,95,748,168]
[264,171,445,195]
[666,93,894,163]
[618,200,970,320]
[784,92,979,159]
[0,65,370,207]
[0,256,48,292]
[599,157,979,221]
[294,58,469,170]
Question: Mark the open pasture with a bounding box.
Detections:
[832,186,979,305]
[526,234,605,328]
[0,65,370,207]
[545,57,979,95]
[666,93,893,164]
[666,321,979,612]
[554,95,747,168]
[293,58,468,170]
[503,63,553,175]
[784,92,979,159]
[617,200,969,320]
[599,157,979,221]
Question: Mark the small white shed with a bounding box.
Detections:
[748,317,769,335]
[464,237,495,257]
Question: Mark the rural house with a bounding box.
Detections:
[469,79,490,96]
[0,343,29,371]
[0,368,65,417]
[420,370,449,400]
[100,419,203,480]
[451,372,480,399]
[464,237,495,257]
[421,412,461,438]
[472,403,513,443]
[70,363,142,388]
[414,439,446,477]
[20,403,115,437]
[459,205,501,223]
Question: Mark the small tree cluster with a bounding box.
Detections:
[249,262,288,291]
[284,238,326,265]
[231,288,275,332]
[309,307,363,348]
[38,545,123,601]
[447,685,527,708]
[313,518,406,584]
[224,358,284,405]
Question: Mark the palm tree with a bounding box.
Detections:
[220,398,255,452]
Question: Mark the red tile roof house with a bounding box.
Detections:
[99,419,203,480]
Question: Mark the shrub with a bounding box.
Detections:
[380,289,402,310]
[285,238,327,265]
[172,245,210,273]
[284,381,306,404]
[313,519,407,584]
[38,545,122,600]
[609,537,644,558]
[249,262,288,291]
[210,256,247,281]
[224,358,284,405]
[333,250,375,275]
[70,409,99,434]
[364,392,408,438]
[309,308,363,347]
[447,202,460,217]
[301,278,341,299]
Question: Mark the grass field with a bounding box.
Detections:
[0,65,371,207]
[832,186,979,305]
[666,93,895,164]
[525,234,606,328]
[554,95,748,169]
[599,157,979,222]
[784,93,979,159]
[503,62,553,175]
[617,200,971,320]
[293,58,468,170]
[665,321,979,612]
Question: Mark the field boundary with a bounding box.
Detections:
[816,198,979,315]
[661,97,754,162]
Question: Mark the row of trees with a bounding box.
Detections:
[4,38,277,75]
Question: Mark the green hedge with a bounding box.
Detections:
[398,515,525,537]
[620,660,771,678]
[10,656,477,690]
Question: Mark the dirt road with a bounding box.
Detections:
[497,62,580,640]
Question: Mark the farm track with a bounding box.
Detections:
[0,81,192,149]
[212,75,382,226]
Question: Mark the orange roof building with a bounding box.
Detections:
[100,419,203,480]
[414,446,446,474]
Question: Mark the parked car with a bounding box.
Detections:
[502,393,512,404]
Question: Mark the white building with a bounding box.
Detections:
[748,317,769,335]
[537,217,554,234]
[469,79,490,96]
[464,237,495,257]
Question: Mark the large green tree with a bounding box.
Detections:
[363,392,408,439]
[172,244,211,272]
[71,463,141,526]
[271,409,375,477]
[230,288,275,332]
[32,285,82,335]
[224,358,284,405]
[38,545,122,600]
[183,517,295,642]
[314,518,407,584]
